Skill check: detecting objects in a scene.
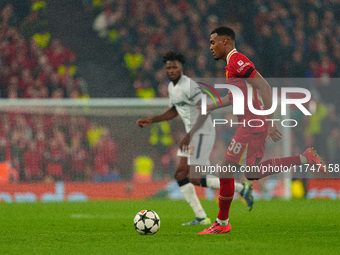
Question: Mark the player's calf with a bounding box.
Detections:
[174,163,189,182]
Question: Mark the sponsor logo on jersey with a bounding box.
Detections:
[237,62,251,73]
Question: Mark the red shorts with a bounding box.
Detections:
[224,132,267,166]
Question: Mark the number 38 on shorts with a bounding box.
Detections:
[224,132,267,166]
[228,139,243,154]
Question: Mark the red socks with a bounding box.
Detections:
[217,178,234,220]
[257,156,301,179]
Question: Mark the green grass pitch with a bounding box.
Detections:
[0,199,339,254]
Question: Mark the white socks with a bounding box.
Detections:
[234,182,244,193]
[180,182,206,218]
[205,175,244,194]
[216,218,229,226]
[206,174,220,189]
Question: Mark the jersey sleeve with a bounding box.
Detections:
[169,99,174,108]
[168,85,175,107]
[229,53,257,81]
[188,80,202,105]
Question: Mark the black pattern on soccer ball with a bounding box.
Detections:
[134,210,160,235]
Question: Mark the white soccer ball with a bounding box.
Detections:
[133,209,160,235]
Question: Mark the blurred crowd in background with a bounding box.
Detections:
[0,0,339,182]
[0,0,88,99]
[87,0,340,101]
[0,112,119,182]
[0,1,118,182]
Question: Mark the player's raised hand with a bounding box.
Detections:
[137,118,152,128]
[268,122,282,142]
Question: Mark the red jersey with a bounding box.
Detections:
[225,49,267,134]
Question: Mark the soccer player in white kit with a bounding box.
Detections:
[137,51,253,225]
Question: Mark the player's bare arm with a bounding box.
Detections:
[250,72,282,142]
[137,106,178,128]
[197,95,232,113]
[210,94,232,110]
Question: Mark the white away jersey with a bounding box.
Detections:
[168,75,214,135]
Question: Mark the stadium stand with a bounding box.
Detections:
[88,0,340,98]
[0,2,88,99]
[0,2,119,182]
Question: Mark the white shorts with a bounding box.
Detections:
[177,133,215,166]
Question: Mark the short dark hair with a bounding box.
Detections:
[163,51,186,65]
[211,27,236,40]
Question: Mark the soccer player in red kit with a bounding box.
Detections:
[198,27,326,234]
